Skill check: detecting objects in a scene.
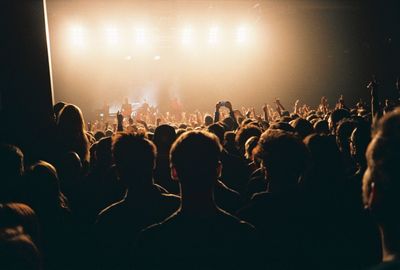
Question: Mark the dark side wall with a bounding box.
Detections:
[1,0,55,164]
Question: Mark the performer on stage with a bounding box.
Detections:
[121,98,132,119]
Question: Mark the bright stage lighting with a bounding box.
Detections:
[135,27,147,46]
[181,26,194,46]
[236,25,249,44]
[208,26,220,45]
[105,25,119,45]
[70,25,85,47]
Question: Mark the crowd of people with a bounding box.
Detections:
[1,79,400,270]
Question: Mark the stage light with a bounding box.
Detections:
[236,25,250,44]
[70,25,85,47]
[181,26,193,46]
[135,27,147,45]
[208,26,220,45]
[105,25,119,45]
[235,25,252,45]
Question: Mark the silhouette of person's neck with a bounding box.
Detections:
[124,175,156,194]
[267,175,298,193]
[179,180,217,217]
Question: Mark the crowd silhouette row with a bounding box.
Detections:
[2,80,400,270]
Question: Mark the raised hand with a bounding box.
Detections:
[367,79,378,97]
[262,103,268,113]
[117,111,123,123]
[225,101,233,112]
[216,102,221,111]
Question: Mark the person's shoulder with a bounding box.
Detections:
[139,211,180,239]
[216,180,240,196]
[159,188,181,207]
[236,191,271,218]
[154,183,181,199]
[250,191,271,202]
[95,199,126,224]
[218,208,255,231]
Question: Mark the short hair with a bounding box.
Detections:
[268,122,296,133]
[207,123,225,144]
[291,118,314,139]
[314,119,329,134]
[94,131,106,141]
[153,125,176,154]
[245,136,259,160]
[0,227,41,270]
[235,125,262,150]
[53,101,67,121]
[350,125,371,163]
[329,109,350,131]
[256,129,308,181]
[25,161,67,210]
[204,115,214,126]
[336,119,357,151]
[170,131,222,183]
[224,131,236,145]
[0,203,39,246]
[112,132,156,185]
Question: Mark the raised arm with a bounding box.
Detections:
[214,102,221,123]
[262,104,269,123]
[117,111,124,132]
[368,79,380,125]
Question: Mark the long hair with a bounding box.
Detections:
[57,104,89,162]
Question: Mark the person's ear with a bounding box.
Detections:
[216,161,222,178]
[171,166,179,181]
[367,181,377,209]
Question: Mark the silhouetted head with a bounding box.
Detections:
[291,118,314,139]
[224,131,236,146]
[0,144,24,203]
[53,101,66,122]
[204,115,213,126]
[221,117,237,131]
[336,119,357,152]
[303,133,344,189]
[170,131,222,192]
[350,124,371,166]
[363,109,400,227]
[112,132,156,188]
[207,123,225,144]
[95,136,113,169]
[105,129,113,137]
[329,109,350,134]
[268,122,296,133]
[0,203,39,247]
[57,104,86,133]
[153,125,176,157]
[314,119,329,135]
[235,124,262,155]
[94,131,106,141]
[255,130,308,191]
[0,227,41,270]
[24,161,67,215]
[244,136,259,161]
[57,104,89,161]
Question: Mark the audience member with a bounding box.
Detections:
[135,131,256,269]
